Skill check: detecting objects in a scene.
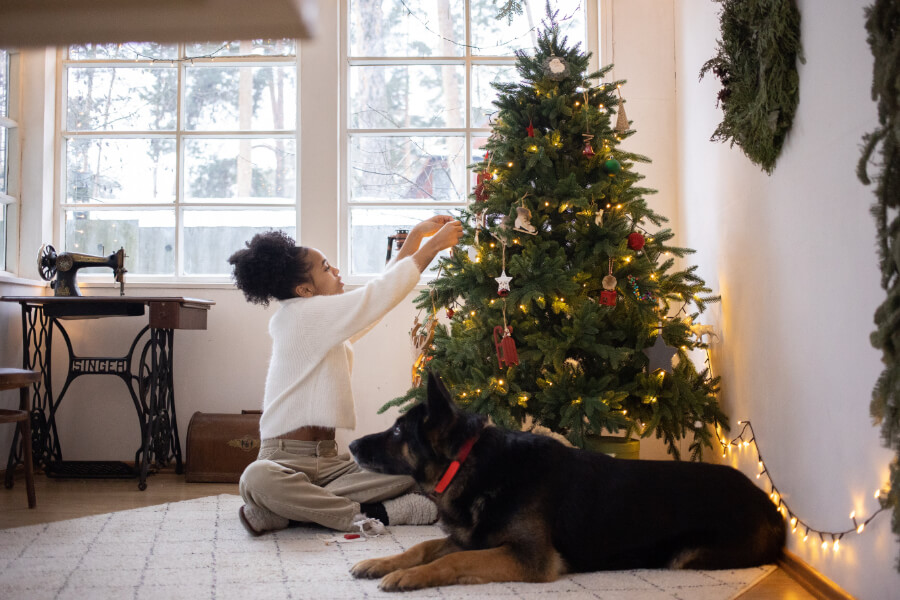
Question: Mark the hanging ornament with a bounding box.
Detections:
[582,133,595,157]
[594,207,604,226]
[468,214,483,262]
[599,258,617,306]
[475,171,492,202]
[496,272,512,297]
[475,151,492,202]
[410,312,437,387]
[494,325,519,368]
[446,308,455,319]
[526,119,535,137]
[542,55,570,81]
[627,231,645,251]
[683,315,718,344]
[495,242,512,297]
[603,157,621,176]
[643,327,677,374]
[493,300,519,368]
[513,196,537,235]
[599,290,617,306]
[581,85,596,157]
[615,91,629,135]
[627,275,654,302]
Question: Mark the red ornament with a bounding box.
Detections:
[527,120,535,137]
[475,171,492,202]
[599,290,617,306]
[446,308,455,319]
[627,232,646,251]
[582,141,595,157]
[493,326,519,368]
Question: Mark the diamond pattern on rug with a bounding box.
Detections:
[0,494,775,600]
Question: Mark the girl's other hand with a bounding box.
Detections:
[429,220,463,250]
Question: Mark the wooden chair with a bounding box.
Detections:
[0,368,40,508]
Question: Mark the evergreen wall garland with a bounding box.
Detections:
[858,0,900,573]
[699,0,803,174]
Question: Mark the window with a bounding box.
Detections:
[60,41,298,278]
[0,49,19,273]
[343,0,590,276]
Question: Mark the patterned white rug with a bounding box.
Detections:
[0,494,775,600]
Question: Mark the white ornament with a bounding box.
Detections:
[513,205,537,235]
[495,270,512,295]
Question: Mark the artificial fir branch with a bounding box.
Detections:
[699,0,803,174]
[382,8,726,459]
[858,0,900,573]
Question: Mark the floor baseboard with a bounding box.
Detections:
[778,549,854,600]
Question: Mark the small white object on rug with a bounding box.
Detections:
[0,494,775,600]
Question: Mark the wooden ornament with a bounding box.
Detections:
[493,325,519,368]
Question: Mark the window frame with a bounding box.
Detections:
[1,49,21,276]
[56,43,301,283]
[339,0,600,284]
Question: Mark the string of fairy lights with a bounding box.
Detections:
[701,348,891,554]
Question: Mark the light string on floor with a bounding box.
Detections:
[698,346,891,554]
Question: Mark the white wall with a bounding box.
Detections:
[675,1,898,598]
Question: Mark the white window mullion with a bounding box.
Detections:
[176,45,185,277]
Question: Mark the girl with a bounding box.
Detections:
[228,216,462,536]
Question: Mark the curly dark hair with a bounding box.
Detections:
[228,230,312,306]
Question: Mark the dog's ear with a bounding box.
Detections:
[425,371,456,424]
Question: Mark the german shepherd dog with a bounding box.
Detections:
[349,372,785,591]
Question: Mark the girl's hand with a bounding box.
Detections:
[412,219,463,272]
[388,215,457,267]
[411,215,455,238]
[427,220,463,251]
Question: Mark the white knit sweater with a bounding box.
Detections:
[259,257,421,438]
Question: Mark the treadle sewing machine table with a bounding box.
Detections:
[1,296,214,490]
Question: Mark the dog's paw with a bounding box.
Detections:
[350,558,395,579]
[378,567,435,592]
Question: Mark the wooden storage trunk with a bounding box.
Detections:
[185,410,262,483]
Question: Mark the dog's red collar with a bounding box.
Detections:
[433,435,479,495]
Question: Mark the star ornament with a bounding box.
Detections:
[643,334,677,374]
[495,270,512,297]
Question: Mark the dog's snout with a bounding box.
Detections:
[348,439,359,457]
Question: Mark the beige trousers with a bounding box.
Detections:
[239,438,415,531]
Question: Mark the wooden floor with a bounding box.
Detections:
[0,469,817,599]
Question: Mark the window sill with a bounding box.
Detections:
[0,272,46,287]
[6,276,435,293]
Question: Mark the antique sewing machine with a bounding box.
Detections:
[37,244,127,297]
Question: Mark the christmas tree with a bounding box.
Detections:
[385,10,726,460]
